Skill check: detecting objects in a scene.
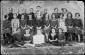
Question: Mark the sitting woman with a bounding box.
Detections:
[3,14,12,44]
[33,29,45,44]
[48,28,58,44]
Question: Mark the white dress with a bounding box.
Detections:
[33,34,45,44]
[58,18,67,32]
[11,18,19,34]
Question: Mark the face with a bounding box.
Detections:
[54,9,58,12]
[37,29,42,34]
[9,8,13,13]
[59,29,62,33]
[63,9,67,13]
[36,7,41,11]
[29,15,32,19]
[60,14,63,18]
[45,14,49,19]
[68,13,71,18]
[76,14,80,18]
[21,15,24,19]
[52,29,56,33]
[13,14,17,18]
[16,9,19,14]
[30,8,33,12]
[44,9,47,13]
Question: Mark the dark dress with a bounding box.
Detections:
[48,33,58,43]
[3,20,12,43]
[29,12,35,20]
[65,18,75,33]
[8,12,13,21]
[58,33,65,41]
[44,19,51,33]
[74,18,83,35]
[50,19,58,32]
[17,14,21,19]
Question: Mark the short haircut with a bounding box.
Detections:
[67,12,73,18]
[36,6,41,9]
[13,13,17,16]
[75,13,80,17]
[60,13,64,17]
[61,8,67,12]
[54,7,58,11]
[51,13,56,19]
[45,13,49,19]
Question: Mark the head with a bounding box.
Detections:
[61,8,67,14]
[30,8,34,12]
[13,13,17,18]
[9,8,13,13]
[44,9,47,13]
[21,14,24,19]
[51,28,56,33]
[75,13,80,18]
[26,29,30,34]
[37,29,42,35]
[4,15,9,20]
[22,9,26,13]
[51,13,56,19]
[59,28,63,33]
[67,12,73,18]
[28,14,32,19]
[36,6,41,11]
[16,9,19,14]
[60,13,64,18]
[45,13,49,20]
[54,8,58,13]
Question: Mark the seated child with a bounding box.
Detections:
[33,29,45,44]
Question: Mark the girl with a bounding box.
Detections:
[44,13,51,42]
[74,13,83,42]
[48,28,58,44]
[3,15,12,44]
[65,12,74,41]
[51,13,58,33]
[58,13,67,33]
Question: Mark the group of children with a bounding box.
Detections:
[2,6,83,47]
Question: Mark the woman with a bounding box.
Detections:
[44,13,51,42]
[58,13,67,33]
[48,28,58,44]
[74,13,83,41]
[19,14,27,41]
[3,14,12,44]
[65,12,74,41]
[50,13,58,33]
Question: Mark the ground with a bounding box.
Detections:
[1,42,85,55]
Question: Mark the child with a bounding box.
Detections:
[33,29,45,44]
[48,28,58,44]
[58,13,67,33]
[61,8,68,20]
[65,12,75,41]
[51,13,58,33]
[44,13,51,42]
[8,8,13,21]
[3,14,12,44]
[52,8,60,19]
[74,13,83,42]
[16,9,21,19]
[11,13,20,34]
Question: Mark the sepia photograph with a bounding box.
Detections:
[1,0,85,55]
